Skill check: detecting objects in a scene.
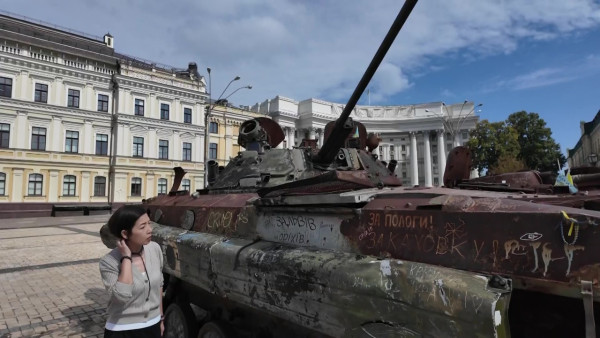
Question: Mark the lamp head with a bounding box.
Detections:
[247,85,253,89]
[234,76,241,81]
[207,67,211,74]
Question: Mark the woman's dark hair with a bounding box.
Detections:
[107,205,148,238]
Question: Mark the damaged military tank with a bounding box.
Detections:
[101,1,600,337]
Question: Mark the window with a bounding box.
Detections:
[184,108,192,124]
[159,140,169,159]
[158,178,167,195]
[390,145,395,160]
[209,143,217,160]
[182,142,192,161]
[65,131,79,153]
[96,134,108,155]
[0,123,9,148]
[462,131,469,139]
[0,173,5,195]
[135,99,144,116]
[63,175,76,196]
[209,121,218,134]
[28,173,43,196]
[401,145,406,151]
[94,176,106,197]
[67,89,80,108]
[433,156,438,164]
[182,179,190,192]
[35,83,48,103]
[131,177,142,196]
[402,172,407,178]
[133,137,144,157]
[31,127,46,151]
[0,77,12,98]
[160,103,170,120]
[97,94,109,112]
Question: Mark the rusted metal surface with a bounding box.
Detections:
[151,222,510,337]
[444,146,472,188]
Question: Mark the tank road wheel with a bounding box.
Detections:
[197,321,233,338]
[163,301,198,338]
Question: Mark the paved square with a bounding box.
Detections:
[0,219,112,338]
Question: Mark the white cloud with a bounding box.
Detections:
[487,53,600,91]
[2,0,600,105]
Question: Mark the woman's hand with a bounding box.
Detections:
[116,239,132,257]
[160,320,164,336]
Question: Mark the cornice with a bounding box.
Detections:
[0,53,113,84]
[0,97,112,122]
[114,74,206,101]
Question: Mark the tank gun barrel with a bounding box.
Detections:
[314,0,419,165]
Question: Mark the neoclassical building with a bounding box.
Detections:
[0,12,260,204]
[253,97,480,186]
[567,110,600,168]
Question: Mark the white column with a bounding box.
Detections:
[225,123,233,159]
[11,169,23,202]
[437,130,446,186]
[117,124,125,156]
[54,77,64,106]
[148,128,157,158]
[394,143,401,161]
[172,131,181,160]
[15,112,28,149]
[289,128,296,148]
[383,144,390,161]
[81,171,90,202]
[423,131,432,187]
[19,71,29,100]
[51,117,62,152]
[83,120,93,154]
[410,132,419,186]
[48,170,59,203]
[309,128,316,140]
[195,133,203,162]
[85,83,94,111]
[318,129,324,147]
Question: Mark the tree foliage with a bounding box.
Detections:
[467,111,566,174]
[506,111,566,172]
[466,120,520,175]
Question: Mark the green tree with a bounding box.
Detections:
[506,111,566,172]
[466,120,520,175]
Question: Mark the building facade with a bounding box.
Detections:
[567,110,600,169]
[0,13,258,204]
[253,97,479,187]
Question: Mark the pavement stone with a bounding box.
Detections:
[0,219,111,337]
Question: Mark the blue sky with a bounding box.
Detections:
[2,0,600,155]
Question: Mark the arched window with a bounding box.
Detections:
[158,178,167,195]
[94,176,106,197]
[63,175,76,196]
[131,177,142,196]
[28,173,43,196]
[0,172,6,195]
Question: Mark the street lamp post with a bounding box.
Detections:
[203,69,251,187]
[426,101,482,147]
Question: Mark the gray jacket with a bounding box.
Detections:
[99,241,163,326]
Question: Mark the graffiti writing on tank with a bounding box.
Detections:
[275,215,317,230]
[236,210,249,224]
[207,210,235,232]
[278,232,306,244]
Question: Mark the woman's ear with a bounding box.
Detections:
[120,229,128,240]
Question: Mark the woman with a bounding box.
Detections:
[99,205,164,337]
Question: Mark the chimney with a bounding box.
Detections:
[104,33,114,49]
